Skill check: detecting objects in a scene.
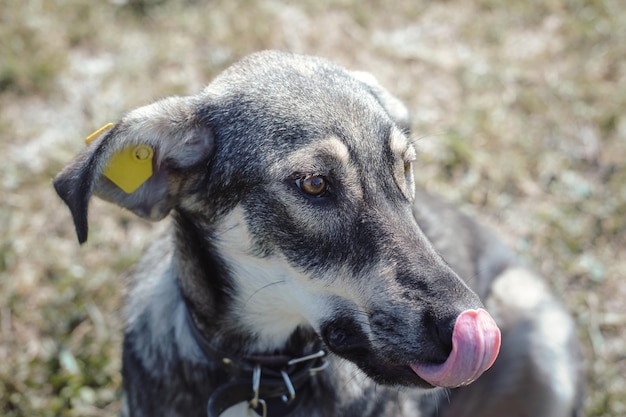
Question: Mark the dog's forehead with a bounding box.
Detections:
[204,51,413,177]
[206,52,387,129]
[209,51,355,95]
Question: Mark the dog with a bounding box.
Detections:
[54,51,584,417]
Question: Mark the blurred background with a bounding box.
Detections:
[0,0,624,415]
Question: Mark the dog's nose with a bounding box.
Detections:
[423,311,455,362]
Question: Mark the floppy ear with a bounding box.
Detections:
[351,71,411,135]
[53,95,214,244]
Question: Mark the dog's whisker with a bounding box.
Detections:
[244,280,286,306]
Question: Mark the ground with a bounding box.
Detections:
[0,0,624,416]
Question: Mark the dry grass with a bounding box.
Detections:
[1,0,624,415]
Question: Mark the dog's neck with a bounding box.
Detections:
[172,208,320,357]
[185,300,325,371]
[184,299,328,417]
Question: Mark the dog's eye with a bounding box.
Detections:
[404,161,412,176]
[402,158,416,200]
[296,175,329,197]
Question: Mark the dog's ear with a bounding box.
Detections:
[53,96,214,244]
[351,71,411,135]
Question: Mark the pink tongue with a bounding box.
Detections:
[410,308,501,388]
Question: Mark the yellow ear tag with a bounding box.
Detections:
[83,123,154,194]
[85,122,115,144]
[102,145,154,194]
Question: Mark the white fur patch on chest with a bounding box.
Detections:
[214,206,330,351]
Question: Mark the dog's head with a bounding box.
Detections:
[54,51,499,389]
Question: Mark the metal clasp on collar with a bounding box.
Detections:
[249,365,267,417]
[287,350,326,367]
[280,370,296,404]
[288,350,328,375]
[247,350,328,416]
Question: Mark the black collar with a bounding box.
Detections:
[185,306,328,417]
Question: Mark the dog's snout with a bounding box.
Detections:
[321,318,368,354]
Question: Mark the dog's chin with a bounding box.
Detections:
[330,348,436,389]
[361,362,436,389]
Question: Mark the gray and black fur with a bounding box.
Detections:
[54,51,584,417]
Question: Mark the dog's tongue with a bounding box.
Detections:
[410,308,501,388]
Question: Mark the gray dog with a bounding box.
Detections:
[54,51,583,417]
